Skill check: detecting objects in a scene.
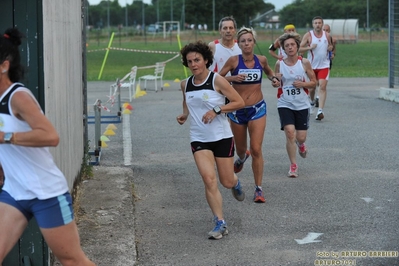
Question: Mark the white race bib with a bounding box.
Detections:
[283,85,302,98]
[238,69,262,82]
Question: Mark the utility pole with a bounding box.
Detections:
[367,0,369,30]
[125,0,128,27]
[213,0,215,32]
[182,0,185,29]
[171,0,173,22]
[107,0,110,38]
[142,0,146,44]
[157,0,159,23]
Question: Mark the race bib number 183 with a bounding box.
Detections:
[283,85,301,97]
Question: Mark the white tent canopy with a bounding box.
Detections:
[324,19,359,43]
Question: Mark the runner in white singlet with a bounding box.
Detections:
[177,41,245,240]
[269,24,296,61]
[275,33,317,178]
[0,27,95,266]
[209,16,241,76]
[299,16,333,121]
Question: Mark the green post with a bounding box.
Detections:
[3,218,49,265]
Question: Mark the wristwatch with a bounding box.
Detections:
[213,106,222,115]
[4,132,13,144]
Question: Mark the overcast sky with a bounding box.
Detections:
[88,0,294,11]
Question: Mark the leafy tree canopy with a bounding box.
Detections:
[87,0,274,29]
[86,0,388,30]
[279,0,388,28]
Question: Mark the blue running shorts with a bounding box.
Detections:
[0,190,74,228]
[227,99,267,125]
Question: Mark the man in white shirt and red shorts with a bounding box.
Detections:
[299,16,333,121]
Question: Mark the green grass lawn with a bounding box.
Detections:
[86,31,388,81]
[329,41,388,77]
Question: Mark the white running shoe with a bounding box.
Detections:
[316,110,324,120]
[310,103,315,115]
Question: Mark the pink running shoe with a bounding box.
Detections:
[288,163,298,178]
[296,141,307,158]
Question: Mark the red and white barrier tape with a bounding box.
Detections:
[87,47,178,55]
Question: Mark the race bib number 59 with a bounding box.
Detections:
[238,69,262,82]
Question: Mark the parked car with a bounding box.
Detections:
[147,24,163,33]
[147,24,156,32]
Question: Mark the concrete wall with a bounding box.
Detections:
[42,0,84,189]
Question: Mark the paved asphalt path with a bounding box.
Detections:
[87,78,398,266]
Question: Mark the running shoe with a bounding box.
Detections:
[296,141,307,158]
[288,163,298,178]
[310,103,315,114]
[231,179,245,201]
[253,187,266,203]
[208,218,228,240]
[315,97,319,107]
[234,150,250,173]
[316,110,324,120]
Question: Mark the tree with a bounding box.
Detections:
[278,0,388,28]
[88,0,274,30]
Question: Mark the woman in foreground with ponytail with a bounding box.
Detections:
[0,28,95,266]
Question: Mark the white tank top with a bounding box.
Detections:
[0,83,68,200]
[185,72,233,142]
[209,40,241,76]
[277,58,310,110]
[307,30,330,69]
